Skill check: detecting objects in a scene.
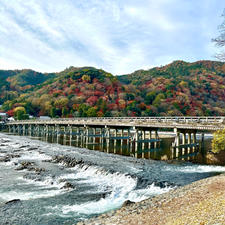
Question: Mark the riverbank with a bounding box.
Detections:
[78,173,225,225]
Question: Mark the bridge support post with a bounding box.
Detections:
[20,125,23,135]
[56,126,60,144]
[28,125,32,137]
[106,136,110,153]
[192,132,197,160]
[34,125,37,136]
[105,126,110,153]
[187,132,191,160]
[193,132,197,149]
[17,125,19,135]
[100,128,104,147]
[22,125,25,136]
[142,130,145,158]
[79,127,83,146]
[85,126,89,146]
[39,125,42,137]
[74,127,77,143]
[174,128,180,158]
[150,129,158,159]
[62,126,65,145]
[8,125,11,133]
[127,128,131,155]
[113,129,117,154]
[45,125,48,141]
[17,125,20,135]
[148,130,152,158]
[37,125,40,137]
[51,126,54,142]
[13,125,16,134]
[144,130,149,159]
[201,133,205,155]
[119,129,122,154]
[134,127,138,158]
[69,126,72,146]
[181,133,186,157]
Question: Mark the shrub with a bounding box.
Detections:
[212,129,225,153]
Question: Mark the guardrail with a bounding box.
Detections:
[6,116,225,124]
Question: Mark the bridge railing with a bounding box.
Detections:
[6,116,225,125]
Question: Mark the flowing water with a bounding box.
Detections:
[0,132,225,225]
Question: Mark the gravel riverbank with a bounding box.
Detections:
[77,173,225,225]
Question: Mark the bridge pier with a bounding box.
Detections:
[56,126,60,144]
[132,127,161,159]
[18,125,22,135]
[13,125,16,134]
[113,129,117,154]
[5,116,217,161]
[142,130,145,158]
[173,128,199,160]
[200,133,205,155]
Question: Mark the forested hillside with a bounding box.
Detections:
[0,69,56,105]
[1,60,225,119]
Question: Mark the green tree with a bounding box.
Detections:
[62,107,68,117]
[50,107,56,118]
[212,129,225,153]
[87,107,97,117]
[145,91,157,104]
[152,93,165,106]
[78,104,90,117]
[14,106,26,120]
[2,100,13,111]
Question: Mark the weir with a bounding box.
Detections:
[2,116,225,160]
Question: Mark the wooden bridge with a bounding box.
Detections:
[5,116,225,130]
[2,117,225,160]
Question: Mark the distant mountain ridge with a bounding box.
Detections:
[1,60,225,118]
[118,60,225,84]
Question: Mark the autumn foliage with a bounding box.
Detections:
[1,61,225,118]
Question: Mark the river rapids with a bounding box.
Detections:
[0,133,225,225]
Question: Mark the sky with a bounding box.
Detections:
[0,0,224,75]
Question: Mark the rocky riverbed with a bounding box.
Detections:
[78,173,225,225]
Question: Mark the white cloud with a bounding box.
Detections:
[0,0,223,74]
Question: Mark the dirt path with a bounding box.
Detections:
[77,174,225,225]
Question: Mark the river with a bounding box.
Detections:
[0,132,225,225]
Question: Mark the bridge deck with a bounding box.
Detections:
[6,117,225,131]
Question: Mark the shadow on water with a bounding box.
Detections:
[29,132,212,164]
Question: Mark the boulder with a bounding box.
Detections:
[61,182,75,189]
[5,199,21,205]
[122,200,135,207]
[15,161,35,170]
[205,151,225,166]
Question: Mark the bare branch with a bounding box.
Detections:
[212,38,225,47]
[215,52,225,61]
[213,10,225,61]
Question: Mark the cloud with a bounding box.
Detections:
[0,0,224,74]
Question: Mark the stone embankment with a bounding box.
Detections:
[77,173,225,225]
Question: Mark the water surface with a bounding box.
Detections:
[0,133,224,225]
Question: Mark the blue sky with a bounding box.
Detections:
[0,0,224,74]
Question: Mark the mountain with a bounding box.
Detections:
[1,60,225,118]
[0,69,56,105]
[118,60,225,116]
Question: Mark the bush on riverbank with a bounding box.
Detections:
[210,129,225,165]
[212,129,225,153]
